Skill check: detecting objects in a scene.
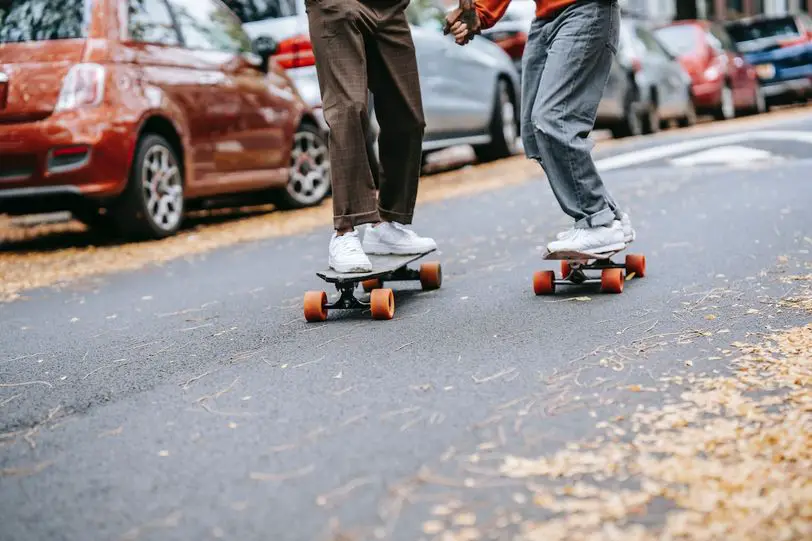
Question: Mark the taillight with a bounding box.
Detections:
[272,35,315,70]
[55,63,106,112]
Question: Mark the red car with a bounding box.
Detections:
[0,0,330,240]
[654,20,767,120]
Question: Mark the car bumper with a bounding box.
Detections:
[761,76,812,98]
[691,81,723,108]
[0,109,133,213]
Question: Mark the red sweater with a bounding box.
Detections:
[475,0,576,29]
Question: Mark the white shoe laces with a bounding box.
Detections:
[334,232,365,256]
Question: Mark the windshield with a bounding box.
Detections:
[0,0,88,43]
[727,16,800,43]
[654,25,700,56]
[221,0,296,23]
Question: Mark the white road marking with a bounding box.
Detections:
[668,145,779,167]
[595,130,812,172]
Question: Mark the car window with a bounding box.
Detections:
[221,0,297,22]
[405,0,445,32]
[635,26,671,59]
[654,24,700,57]
[726,16,800,43]
[709,24,736,51]
[168,0,252,53]
[128,0,181,46]
[0,0,88,43]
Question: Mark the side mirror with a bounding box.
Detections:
[252,35,278,72]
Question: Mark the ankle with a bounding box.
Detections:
[336,227,353,236]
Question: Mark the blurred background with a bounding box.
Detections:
[0,0,810,242]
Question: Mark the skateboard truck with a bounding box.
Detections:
[535,249,646,295]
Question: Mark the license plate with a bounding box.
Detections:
[756,63,775,79]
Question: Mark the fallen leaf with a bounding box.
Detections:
[453,512,477,526]
[423,520,444,535]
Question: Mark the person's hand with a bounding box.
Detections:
[443,2,481,45]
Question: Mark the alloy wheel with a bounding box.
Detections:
[288,128,331,206]
[141,144,183,232]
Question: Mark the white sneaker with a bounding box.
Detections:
[362,222,437,255]
[329,230,372,273]
[619,212,636,244]
[557,212,636,244]
[547,220,626,254]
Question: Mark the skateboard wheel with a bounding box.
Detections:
[600,268,624,294]
[625,254,646,278]
[362,278,382,292]
[370,288,395,320]
[419,262,442,290]
[303,291,328,322]
[560,261,572,279]
[533,270,556,295]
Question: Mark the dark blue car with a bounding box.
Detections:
[725,13,812,104]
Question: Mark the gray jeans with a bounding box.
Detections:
[521,0,622,229]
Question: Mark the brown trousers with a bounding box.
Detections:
[305,0,426,230]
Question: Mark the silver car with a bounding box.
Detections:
[614,16,697,133]
[227,0,521,165]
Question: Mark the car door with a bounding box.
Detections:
[598,55,628,121]
[174,0,297,179]
[406,3,489,137]
[165,0,256,189]
[635,24,684,119]
[710,23,753,107]
[124,0,241,190]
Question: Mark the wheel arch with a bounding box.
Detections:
[134,114,186,184]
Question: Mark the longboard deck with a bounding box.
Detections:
[542,247,625,261]
[317,249,436,284]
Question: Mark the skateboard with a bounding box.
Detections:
[533,247,646,295]
[304,249,442,322]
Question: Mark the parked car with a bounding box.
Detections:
[655,20,766,119]
[724,13,812,105]
[231,0,522,164]
[478,0,535,76]
[0,0,329,239]
[595,16,696,137]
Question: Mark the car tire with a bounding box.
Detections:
[642,98,660,135]
[114,133,184,240]
[473,79,519,163]
[611,88,643,138]
[271,122,331,210]
[677,96,698,128]
[749,84,768,115]
[714,82,736,120]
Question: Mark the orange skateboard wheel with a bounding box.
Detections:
[419,262,442,290]
[370,288,395,320]
[560,260,572,279]
[600,268,624,293]
[362,278,382,292]
[533,270,556,295]
[303,291,328,322]
[625,254,646,278]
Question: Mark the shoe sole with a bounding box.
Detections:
[547,241,627,254]
[363,241,436,256]
[329,262,373,273]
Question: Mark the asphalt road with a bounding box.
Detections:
[1,110,811,541]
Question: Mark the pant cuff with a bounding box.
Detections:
[334,210,380,231]
[378,207,413,225]
[574,207,616,229]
